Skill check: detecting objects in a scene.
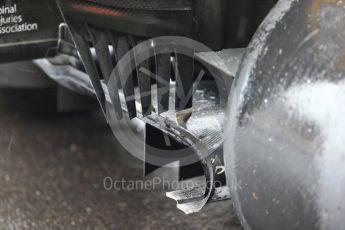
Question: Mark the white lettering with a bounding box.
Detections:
[0,4,17,15]
[0,4,39,34]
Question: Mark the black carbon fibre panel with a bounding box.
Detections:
[58,0,194,38]
[86,0,193,11]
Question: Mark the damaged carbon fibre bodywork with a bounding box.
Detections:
[1,0,345,229]
[53,0,259,214]
[35,45,245,214]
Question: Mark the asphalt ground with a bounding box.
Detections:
[0,89,242,230]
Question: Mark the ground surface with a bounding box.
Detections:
[0,89,242,230]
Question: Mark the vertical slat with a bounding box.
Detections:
[87,25,123,119]
[130,38,153,117]
[174,52,195,111]
[156,52,172,114]
[106,31,123,120]
[87,25,113,82]
[116,36,137,119]
[108,31,120,65]
[67,22,106,112]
